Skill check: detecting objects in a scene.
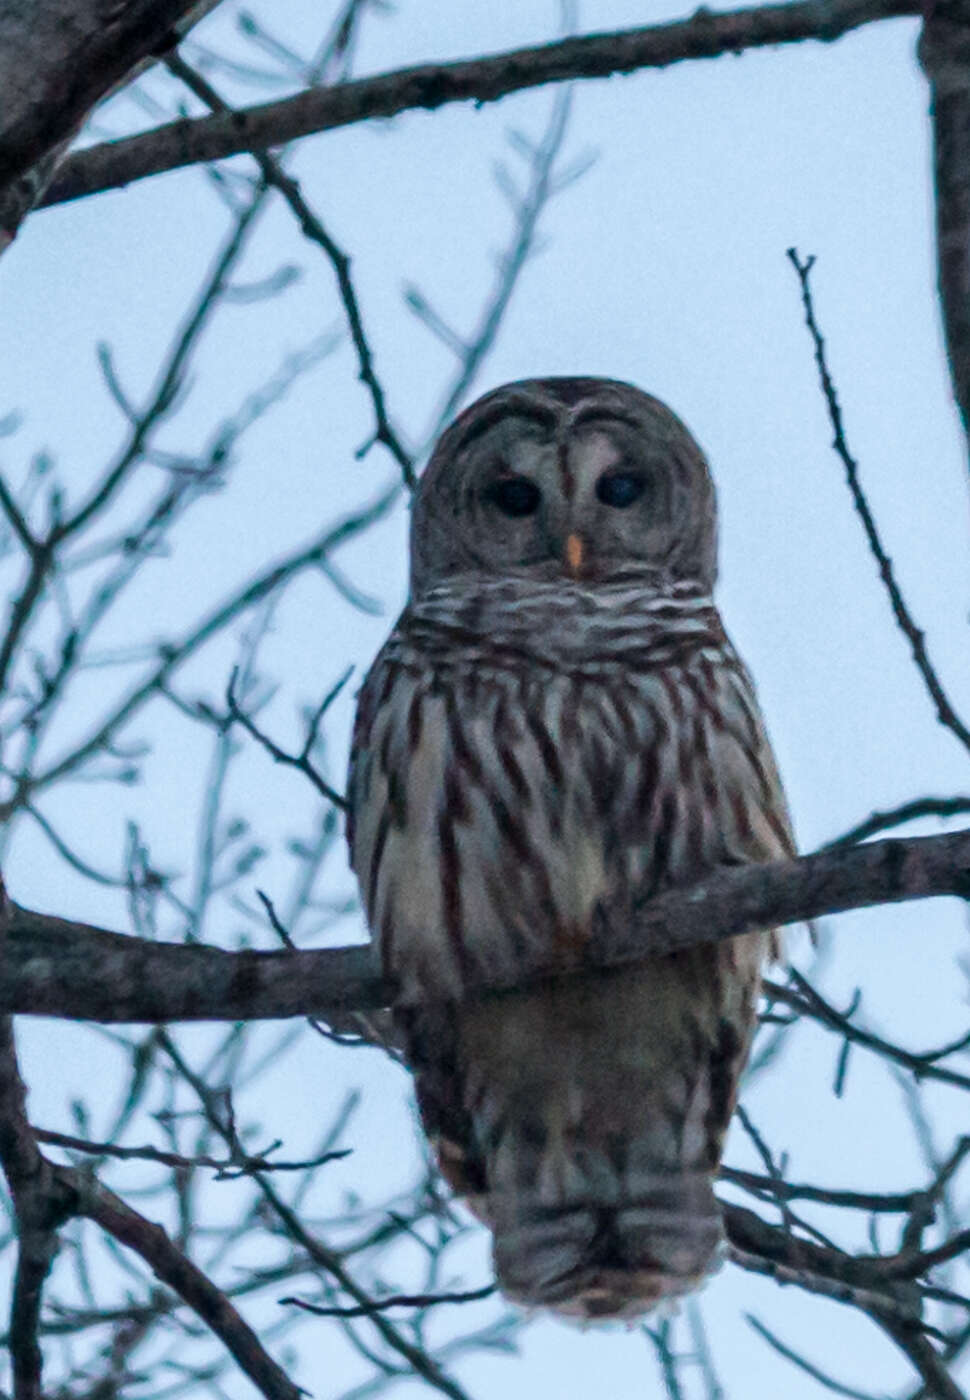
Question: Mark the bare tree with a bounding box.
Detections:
[1,2,970,1397]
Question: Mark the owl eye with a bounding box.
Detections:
[596,469,646,509]
[486,475,542,518]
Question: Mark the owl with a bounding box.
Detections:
[347,378,793,1320]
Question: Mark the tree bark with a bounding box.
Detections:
[3,828,969,1024]
[0,0,220,243]
[39,0,916,211]
[919,0,970,470]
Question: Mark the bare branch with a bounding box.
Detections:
[423,86,574,436]
[41,0,917,209]
[918,0,970,468]
[158,1033,475,1400]
[0,892,74,1398]
[225,664,351,811]
[877,1317,967,1400]
[721,1166,923,1214]
[7,483,399,808]
[33,1127,349,1178]
[746,1314,895,1400]
[788,248,970,758]
[54,187,267,544]
[0,185,267,703]
[282,1284,496,1318]
[765,973,970,1091]
[0,475,36,555]
[0,0,218,239]
[72,1176,304,1400]
[826,795,970,848]
[3,826,970,1022]
[165,53,415,488]
[726,1205,968,1394]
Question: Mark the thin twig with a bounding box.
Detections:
[9,483,399,809]
[720,1166,925,1214]
[767,971,970,1092]
[788,247,970,758]
[0,1012,72,1400]
[34,1127,350,1178]
[159,1034,474,1400]
[165,53,415,488]
[281,1283,496,1318]
[225,665,351,810]
[746,1313,893,1400]
[826,796,970,848]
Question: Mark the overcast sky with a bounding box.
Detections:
[2,3,969,1396]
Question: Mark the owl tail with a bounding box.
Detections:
[489,1169,724,1321]
[442,949,763,1321]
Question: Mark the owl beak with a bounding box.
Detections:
[564,533,585,576]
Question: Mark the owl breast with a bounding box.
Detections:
[348,579,790,1002]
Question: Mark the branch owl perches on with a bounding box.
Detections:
[347,378,793,1320]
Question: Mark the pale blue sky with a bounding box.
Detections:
[1,3,968,1396]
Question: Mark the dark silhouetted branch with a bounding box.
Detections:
[166,52,416,488]
[225,664,352,811]
[826,795,970,848]
[919,0,970,469]
[72,1177,304,1400]
[3,827,970,1022]
[0,0,218,240]
[0,891,77,1399]
[282,1283,496,1318]
[765,972,970,1091]
[3,483,399,813]
[788,248,970,758]
[41,0,917,209]
[34,1126,349,1178]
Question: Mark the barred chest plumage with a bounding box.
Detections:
[348,576,790,1003]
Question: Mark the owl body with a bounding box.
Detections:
[348,379,792,1319]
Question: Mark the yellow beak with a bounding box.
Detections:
[565,533,585,575]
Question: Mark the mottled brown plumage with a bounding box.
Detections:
[348,378,792,1320]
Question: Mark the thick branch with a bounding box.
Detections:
[919,0,970,467]
[3,828,969,1023]
[42,0,916,209]
[0,0,219,239]
[71,1177,303,1400]
[0,1020,65,1400]
[0,895,74,1398]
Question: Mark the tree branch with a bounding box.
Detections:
[3,827,969,1023]
[41,0,917,209]
[788,247,970,757]
[165,52,416,487]
[0,893,74,1398]
[825,794,970,847]
[0,0,220,241]
[3,482,399,812]
[71,1176,304,1400]
[919,0,970,469]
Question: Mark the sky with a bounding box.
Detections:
[1,2,969,1397]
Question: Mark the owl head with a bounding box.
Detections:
[410,378,718,598]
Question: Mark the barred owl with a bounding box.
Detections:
[348,378,792,1320]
